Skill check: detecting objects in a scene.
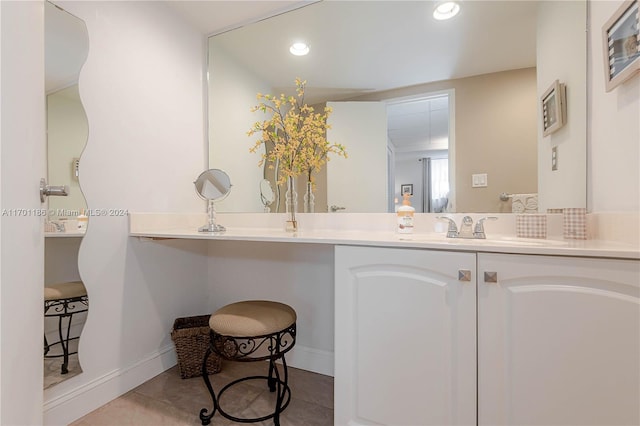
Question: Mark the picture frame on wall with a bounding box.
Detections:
[541,80,567,137]
[401,184,413,196]
[602,0,640,92]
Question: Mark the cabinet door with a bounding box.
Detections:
[478,253,640,426]
[335,246,476,426]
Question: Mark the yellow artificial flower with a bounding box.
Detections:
[248,79,347,186]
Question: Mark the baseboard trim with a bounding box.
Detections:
[287,345,334,377]
[43,345,177,426]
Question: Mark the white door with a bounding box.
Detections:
[1,1,46,424]
[478,253,640,426]
[335,246,477,425]
[326,102,387,212]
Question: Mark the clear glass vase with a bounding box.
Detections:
[303,181,315,213]
[284,176,298,231]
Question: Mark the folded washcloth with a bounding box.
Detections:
[512,193,538,213]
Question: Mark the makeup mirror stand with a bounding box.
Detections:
[194,169,232,233]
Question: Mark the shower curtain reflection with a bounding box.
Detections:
[422,157,450,213]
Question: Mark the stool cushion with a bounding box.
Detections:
[45,281,87,301]
[209,300,296,337]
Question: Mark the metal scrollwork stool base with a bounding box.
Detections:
[199,300,297,426]
[44,281,88,374]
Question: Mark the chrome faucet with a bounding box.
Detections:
[52,221,66,232]
[458,216,474,238]
[473,216,498,239]
[437,216,460,238]
[437,216,497,239]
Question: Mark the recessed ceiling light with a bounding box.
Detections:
[289,42,310,56]
[433,1,460,20]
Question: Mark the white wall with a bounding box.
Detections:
[537,1,588,212]
[43,2,210,424]
[207,241,335,376]
[588,0,640,212]
[327,101,389,213]
[0,1,46,424]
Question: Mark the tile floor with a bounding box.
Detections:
[44,340,82,389]
[70,360,334,425]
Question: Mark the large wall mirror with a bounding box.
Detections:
[208,0,587,213]
[44,1,89,388]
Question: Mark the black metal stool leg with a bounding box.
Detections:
[268,358,277,392]
[58,313,72,374]
[273,358,282,426]
[199,346,218,425]
[272,353,290,426]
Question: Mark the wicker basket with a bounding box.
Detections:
[171,315,222,379]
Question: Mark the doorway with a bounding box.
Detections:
[387,90,454,213]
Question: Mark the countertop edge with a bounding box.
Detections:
[129,229,640,260]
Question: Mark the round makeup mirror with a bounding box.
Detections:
[194,169,232,232]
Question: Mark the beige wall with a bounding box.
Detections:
[353,68,538,213]
[47,85,88,217]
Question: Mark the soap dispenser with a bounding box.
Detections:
[77,209,88,231]
[397,193,415,234]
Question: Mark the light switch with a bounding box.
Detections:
[472,173,488,188]
[551,146,558,171]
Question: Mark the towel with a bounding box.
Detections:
[511,193,538,213]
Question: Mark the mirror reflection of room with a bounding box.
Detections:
[209,0,586,214]
[44,1,89,389]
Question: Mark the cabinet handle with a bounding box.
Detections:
[484,271,498,283]
[458,270,471,281]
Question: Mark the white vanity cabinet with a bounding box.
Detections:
[334,245,477,426]
[477,253,640,426]
[335,246,640,426]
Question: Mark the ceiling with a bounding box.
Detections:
[169,0,538,101]
[387,95,449,153]
[47,1,539,151]
[167,1,538,151]
[165,1,310,36]
[48,1,538,96]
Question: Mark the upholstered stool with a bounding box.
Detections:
[44,281,88,374]
[199,300,297,426]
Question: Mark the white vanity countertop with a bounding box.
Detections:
[129,213,640,260]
